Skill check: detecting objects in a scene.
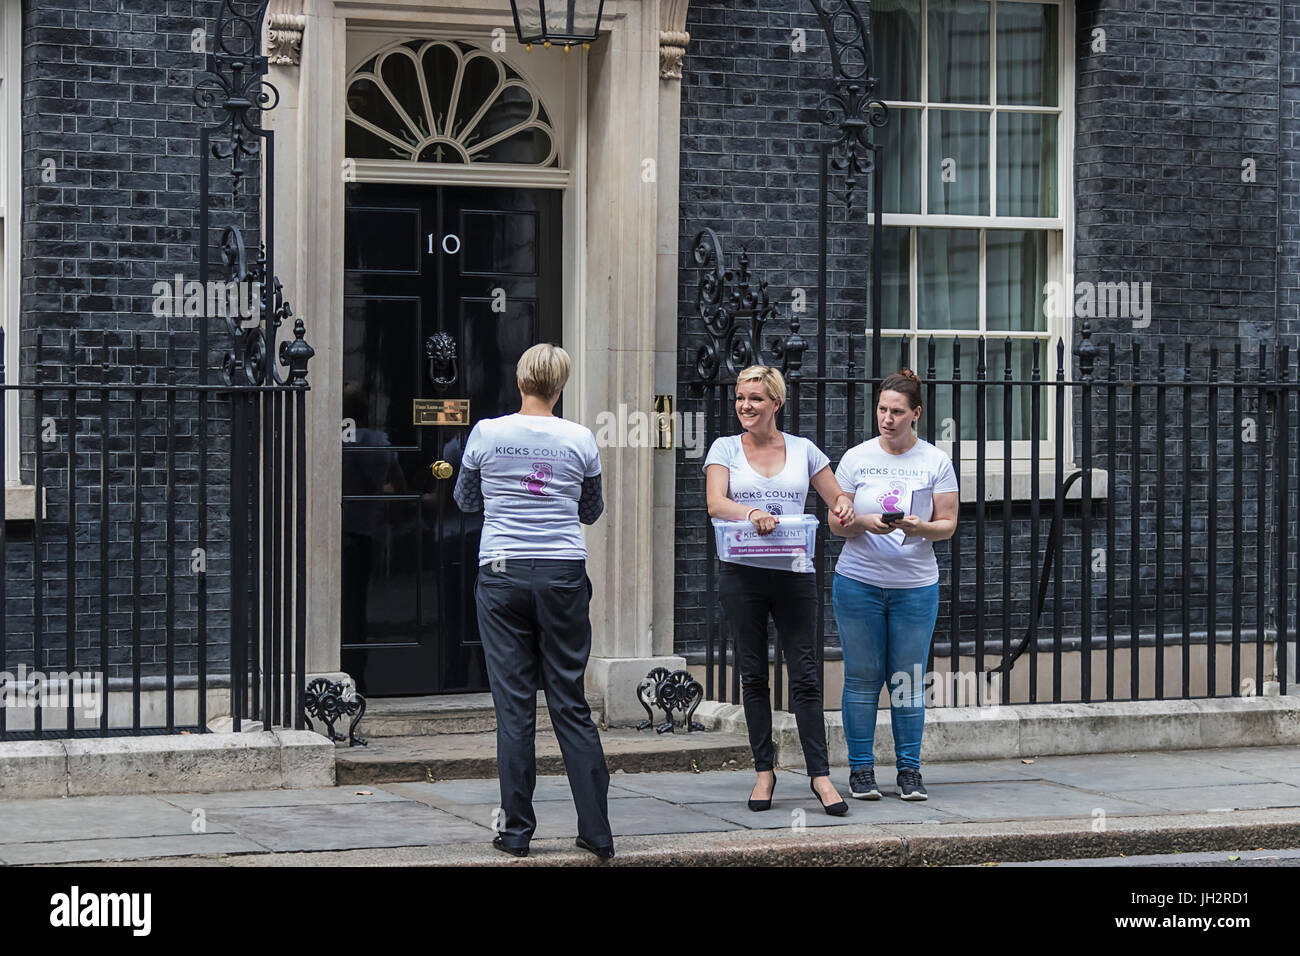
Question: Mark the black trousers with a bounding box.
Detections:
[719,563,830,776]
[474,558,612,848]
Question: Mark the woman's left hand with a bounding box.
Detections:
[896,515,926,537]
[831,497,855,527]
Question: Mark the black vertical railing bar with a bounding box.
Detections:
[282,389,293,726]
[925,336,937,681]
[949,337,962,687]
[249,393,261,724]
[1181,344,1192,698]
[1129,342,1141,701]
[975,337,987,685]
[870,143,883,386]
[1053,338,1065,702]
[1254,344,1268,694]
[65,332,78,735]
[294,385,308,728]
[262,388,274,732]
[269,390,282,730]
[34,331,45,738]
[816,142,829,697]
[165,334,178,733]
[1029,340,1041,702]
[98,355,110,735]
[726,390,739,706]
[1001,337,1013,704]
[131,335,145,734]
[0,328,7,740]
[1154,344,1166,699]
[1207,347,1219,697]
[197,385,208,731]
[703,389,715,701]
[1231,343,1243,695]
[1105,343,1116,701]
[1078,327,1095,703]
[230,397,246,732]
[1274,347,1289,701]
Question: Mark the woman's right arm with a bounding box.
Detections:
[706,464,760,521]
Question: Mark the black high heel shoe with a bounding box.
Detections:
[748,771,777,811]
[810,778,849,816]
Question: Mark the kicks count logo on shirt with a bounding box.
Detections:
[877,481,905,513]
[521,462,553,496]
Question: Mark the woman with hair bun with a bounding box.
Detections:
[830,368,959,802]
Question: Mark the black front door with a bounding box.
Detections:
[341,183,562,696]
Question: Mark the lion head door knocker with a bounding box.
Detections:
[425,331,459,393]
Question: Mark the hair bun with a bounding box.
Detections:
[898,368,920,382]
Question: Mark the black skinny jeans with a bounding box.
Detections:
[718,563,830,776]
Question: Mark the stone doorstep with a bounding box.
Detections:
[361,692,604,738]
[694,696,1300,769]
[335,727,755,785]
[0,731,335,801]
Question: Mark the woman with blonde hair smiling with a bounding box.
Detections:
[704,364,855,816]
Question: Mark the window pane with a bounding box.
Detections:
[928,109,989,215]
[917,229,979,330]
[930,337,1048,440]
[928,0,990,104]
[986,230,1048,331]
[996,112,1058,216]
[878,107,920,213]
[880,227,911,330]
[996,2,1059,107]
[873,0,922,101]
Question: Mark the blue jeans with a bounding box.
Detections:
[832,574,940,771]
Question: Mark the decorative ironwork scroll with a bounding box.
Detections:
[691,228,806,383]
[194,0,279,193]
[636,667,706,734]
[806,0,888,211]
[303,679,369,747]
[196,0,310,388]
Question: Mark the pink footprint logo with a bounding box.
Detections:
[521,462,553,496]
[877,482,905,513]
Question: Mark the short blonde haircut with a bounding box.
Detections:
[736,365,786,407]
[516,343,571,398]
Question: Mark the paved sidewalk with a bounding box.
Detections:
[4,745,1300,866]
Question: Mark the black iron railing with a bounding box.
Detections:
[692,324,1299,709]
[0,324,310,740]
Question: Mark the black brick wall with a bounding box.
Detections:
[5,0,263,685]
[675,0,1293,686]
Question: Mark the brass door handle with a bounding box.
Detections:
[430,461,454,480]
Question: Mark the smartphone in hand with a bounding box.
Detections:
[881,511,905,524]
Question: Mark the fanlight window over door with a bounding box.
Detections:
[346,39,558,166]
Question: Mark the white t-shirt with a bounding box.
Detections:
[703,432,831,518]
[461,413,602,565]
[834,437,959,588]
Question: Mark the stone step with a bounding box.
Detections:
[335,727,754,784]
[359,692,604,738]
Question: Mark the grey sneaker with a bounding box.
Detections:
[849,767,881,800]
[897,768,928,800]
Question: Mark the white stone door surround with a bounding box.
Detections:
[268,0,693,721]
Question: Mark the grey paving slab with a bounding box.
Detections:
[1115,782,1300,813]
[838,761,1043,786]
[155,787,408,811]
[911,781,1159,821]
[606,769,771,803]
[1010,751,1273,791]
[698,797,961,830]
[1175,746,1300,776]
[383,776,642,808]
[0,795,231,844]
[206,800,490,852]
[439,796,745,839]
[0,834,269,866]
